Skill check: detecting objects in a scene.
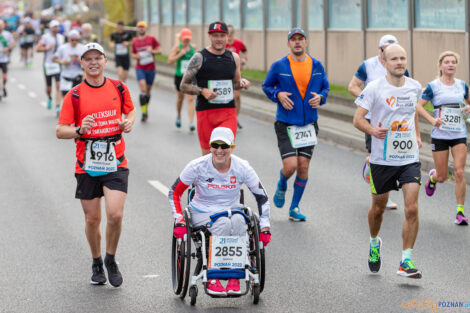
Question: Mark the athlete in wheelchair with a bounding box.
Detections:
[168,127,271,305]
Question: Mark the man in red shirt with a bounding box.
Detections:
[56,43,136,287]
[131,21,162,122]
[226,25,247,129]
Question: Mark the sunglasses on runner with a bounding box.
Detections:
[210,142,231,149]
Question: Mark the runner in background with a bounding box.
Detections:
[168,28,196,132]
[226,25,247,130]
[109,21,133,82]
[17,17,36,68]
[0,20,15,99]
[80,23,98,44]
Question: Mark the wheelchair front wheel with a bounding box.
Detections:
[189,285,197,305]
[252,284,260,304]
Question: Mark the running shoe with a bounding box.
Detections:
[386,199,397,210]
[455,212,469,225]
[424,169,437,197]
[175,117,181,128]
[90,262,107,285]
[289,207,306,221]
[225,278,241,295]
[368,237,382,273]
[237,122,243,130]
[47,98,52,110]
[141,113,148,122]
[397,258,422,278]
[55,105,61,118]
[3,87,7,97]
[362,161,370,184]
[273,186,286,208]
[189,122,196,132]
[105,260,123,287]
[206,279,226,296]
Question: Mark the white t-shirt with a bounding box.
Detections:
[178,154,270,229]
[54,42,85,79]
[355,76,422,166]
[39,32,65,64]
[0,30,14,63]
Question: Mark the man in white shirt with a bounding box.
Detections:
[353,44,423,279]
[0,20,15,99]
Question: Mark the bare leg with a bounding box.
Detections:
[103,187,126,255]
[81,197,102,258]
[401,183,420,250]
[186,94,195,123]
[451,144,467,205]
[369,192,389,237]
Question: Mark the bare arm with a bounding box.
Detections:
[414,112,422,149]
[167,44,183,64]
[232,52,250,90]
[353,106,388,139]
[152,46,162,55]
[348,76,364,97]
[180,52,204,95]
[416,98,437,125]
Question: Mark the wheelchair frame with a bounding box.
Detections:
[171,205,266,305]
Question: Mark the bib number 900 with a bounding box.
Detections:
[392,140,413,150]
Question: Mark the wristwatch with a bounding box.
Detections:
[75,126,82,136]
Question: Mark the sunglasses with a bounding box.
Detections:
[70,39,79,42]
[210,142,231,149]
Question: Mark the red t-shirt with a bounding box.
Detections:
[132,35,160,70]
[226,39,247,55]
[58,78,135,174]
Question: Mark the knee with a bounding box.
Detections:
[85,214,101,228]
[404,204,418,220]
[435,171,447,183]
[177,93,184,101]
[297,163,309,176]
[107,212,123,226]
[454,167,465,182]
[231,214,247,234]
[370,204,386,217]
[283,162,297,176]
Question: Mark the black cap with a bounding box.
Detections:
[117,20,124,25]
[208,21,228,34]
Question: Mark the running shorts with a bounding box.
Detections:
[370,162,421,195]
[196,108,237,150]
[274,120,318,160]
[115,55,130,70]
[75,167,129,199]
[431,138,467,152]
[136,68,156,86]
[0,62,8,74]
[174,75,182,92]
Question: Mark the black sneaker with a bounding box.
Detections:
[141,113,148,122]
[91,263,107,285]
[237,122,243,130]
[3,88,6,97]
[105,260,123,287]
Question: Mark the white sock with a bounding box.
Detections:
[402,248,413,261]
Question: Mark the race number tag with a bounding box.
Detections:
[208,80,234,104]
[287,124,317,148]
[59,77,73,91]
[138,51,154,65]
[440,107,464,132]
[180,60,190,74]
[383,130,418,162]
[115,43,128,56]
[209,236,246,269]
[25,35,35,43]
[44,62,61,76]
[83,141,117,173]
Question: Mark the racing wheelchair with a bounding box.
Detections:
[171,195,266,305]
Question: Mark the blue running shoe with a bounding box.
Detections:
[175,117,181,128]
[47,98,52,110]
[289,207,306,221]
[368,237,382,273]
[273,187,286,208]
[397,258,422,279]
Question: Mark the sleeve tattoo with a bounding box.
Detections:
[180,52,203,95]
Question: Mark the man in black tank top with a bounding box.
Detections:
[180,21,250,155]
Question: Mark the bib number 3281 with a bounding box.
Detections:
[383,130,418,161]
[83,141,117,173]
[287,124,318,148]
[440,107,464,132]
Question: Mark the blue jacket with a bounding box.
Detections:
[262,55,329,126]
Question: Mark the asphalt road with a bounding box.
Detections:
[0,54,469,313]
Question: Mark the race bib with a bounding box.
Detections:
[181,60,190,74]
[115,43,128,56]
[208,80,233,104]
[59,77,73,91]
[440,107,464,132]
[209,236,246,269]
[25,35,35,43]
[44,62,61,76]
[287,124,317,148]
[139,51,154,65]
[383,130,419,162]
[83,141,117,174]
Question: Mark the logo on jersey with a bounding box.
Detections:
[230,176,236,184]
[390,120,409,131]
[386,96,396,108]
[206,177,214,183]
[207,184,236,190]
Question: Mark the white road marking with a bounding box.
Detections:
[28,91,37,98]
[143,274,160,278]
[148,180,170,195]
[17,84,26,90]
[40,101,46,107]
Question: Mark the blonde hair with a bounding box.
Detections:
[438,51,460,77]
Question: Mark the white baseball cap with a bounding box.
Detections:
[68,29,80,38]
[49,20,59,28]
[210,127,234,145]
[80,42,106,59]
[379,34,398,47]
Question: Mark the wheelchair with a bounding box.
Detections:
[171,192,266,305]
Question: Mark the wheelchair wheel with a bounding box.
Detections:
[249,215,262,302]
[189,285,197,306]
[260,248,266,293]
[171,235,185,295]
[180,209,192,299]
[252,284,260,304]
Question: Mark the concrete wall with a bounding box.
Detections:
[326,31,363,86]
[241,30,264,71]
[308,31,324,64]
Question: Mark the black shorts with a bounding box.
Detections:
[365,118,372,153]
[370,162,421,195]
[115,55,130,70]
[174,75,183,92]
[0,62,8,74]
[44,72,60,87]
[61,75,82,96]
[75,167,129,200]
[431,138,467,151]
[274,120,319,160]
[20,43,34,49]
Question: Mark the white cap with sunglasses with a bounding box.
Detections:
[209,127,234,146]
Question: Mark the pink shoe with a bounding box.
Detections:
[225,278,241,295]
[206,279,226,296]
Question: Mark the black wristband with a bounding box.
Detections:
[175,223,186,227]
[75,126,82,136]
[262,230,271,235]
